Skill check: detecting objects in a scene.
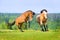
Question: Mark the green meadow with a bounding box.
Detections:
[0,30,60,40]
[0,13,60,40]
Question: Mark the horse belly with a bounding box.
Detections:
[15,17,25,26]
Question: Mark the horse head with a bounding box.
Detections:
[40,9,48,19]
[27,10,35,21]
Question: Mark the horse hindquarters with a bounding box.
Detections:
[18,23,24,32]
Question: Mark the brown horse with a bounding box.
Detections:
[36,9,48,31]
[8,10,35,32]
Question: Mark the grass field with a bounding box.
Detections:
[0,13,60,40]
[0,30,60,40]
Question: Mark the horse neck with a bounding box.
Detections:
[43,13,47,19]
[41,13,47,19]
[24,13,29,19]
[24,12,32,20]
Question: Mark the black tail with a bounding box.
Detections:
[11,21,15,26]
[8,21,15,26]
[6,21,15,29]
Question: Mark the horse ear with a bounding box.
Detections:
[40,9,47,13]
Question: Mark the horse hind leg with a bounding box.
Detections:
[18,23,24,32]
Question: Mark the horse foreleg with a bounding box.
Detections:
[44,24,48,31]
[40,25,44,31]
[25,22,28,29]
[28,21,30,28]
[40,21,44,31]
[45,25,48,31]
[43,24,46,31]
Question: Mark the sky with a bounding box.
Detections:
[0,0,60,13]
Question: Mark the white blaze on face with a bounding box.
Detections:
[43,11,47,19]
[43,11,47,14]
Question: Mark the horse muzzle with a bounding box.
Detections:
[30,18,32,21]
[33,12,35,15]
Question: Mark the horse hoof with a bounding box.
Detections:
[41,30,44,32]
[21,31,24,32]
[47,30,49,31]
[45,30,49,32]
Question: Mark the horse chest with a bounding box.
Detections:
[42,18,47,23]
[40,16,47,23]
[25,17,29,22]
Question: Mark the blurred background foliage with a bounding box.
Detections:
[0,13,60,32]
